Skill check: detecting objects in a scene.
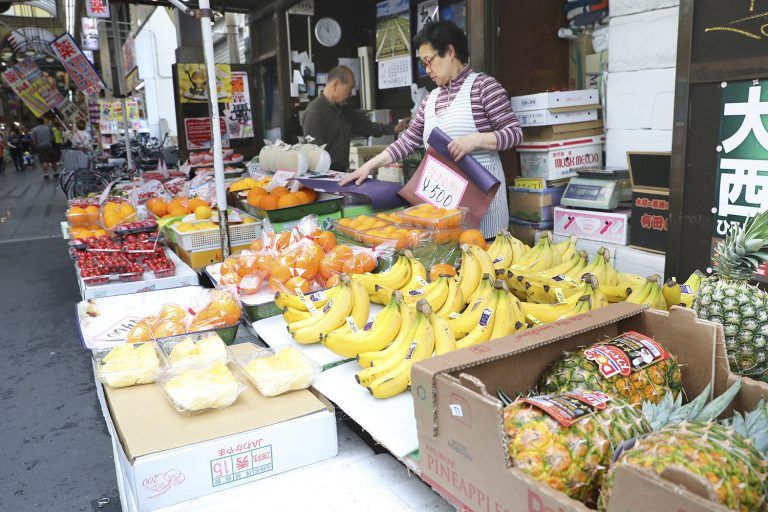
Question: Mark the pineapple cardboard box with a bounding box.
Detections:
[411,303,727,512]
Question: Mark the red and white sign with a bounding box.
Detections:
[85,0,110,19]
[554,206,631,245]
[50,33,104,96]
[414,154,468,209]
[185,117,227,150]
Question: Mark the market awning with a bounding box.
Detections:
[109,0,273,14]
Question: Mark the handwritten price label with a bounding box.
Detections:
[415,155,468,209]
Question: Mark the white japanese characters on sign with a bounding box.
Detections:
[416,0,439,32]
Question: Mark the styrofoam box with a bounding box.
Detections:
[605,128,672,168]
[78,248,199,300]
[517,107,599,128]
[606,68,675,131]
[511,89,599,112]
[550,233,665,276]
[95,382,337,512]
[608,7,679,72]
[554,206,631,245]
[517,135,605,181]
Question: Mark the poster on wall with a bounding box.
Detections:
[2,60,64,117]
[185,117,228,150]
[224,72,254,139]
[376,0,412,89]
[178,64,232,103]
[713,79,768,238]
[49,33,104,96]
[56,99,88,128]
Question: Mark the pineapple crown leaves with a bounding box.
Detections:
[722,398,768,458]
[642,380,742,432]
[714,210,768,280]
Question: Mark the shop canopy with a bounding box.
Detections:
[109,0,272,14]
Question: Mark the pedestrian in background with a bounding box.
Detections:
[30,118,57,180]
[7,126,23,172]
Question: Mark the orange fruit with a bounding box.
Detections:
[237,252,260,277]
[459,229,487,250]
[325,274,341,288]
[294,190,312,204]
[270,254,293,283]
[103,202,120,214]
[146,198,168,217]
[259,195,280,211]
[312,230,336,252]
[239,274,265,295]
[429,263,458,282]
[249,239,264,252]
[247,187,267,206]
[67,207,88,227]
[285,276,311,294]
[168,205,189,217]
[330,245,353,261]
[289,242,322,281]
[119,202,136,219]
[318,257,344,281]
[253,253,274,278]
[299,187,316,203]
[158,303,190,323]
[342,252,376,274]
[188,197,209,212]
[270,186,289,197]
[277,193,302,209]
[220,272,241,286]
[103,212,121,229]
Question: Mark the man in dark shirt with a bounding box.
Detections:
[302,65,408,171]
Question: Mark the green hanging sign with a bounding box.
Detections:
[714,79,768,238]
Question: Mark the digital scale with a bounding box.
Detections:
[560,167,632,210]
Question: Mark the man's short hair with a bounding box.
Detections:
[327,66,354,85]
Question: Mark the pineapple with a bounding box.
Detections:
[539,332,683,405]
[693,212,768,381]
[501,381,742,506]
[599,399,768,512]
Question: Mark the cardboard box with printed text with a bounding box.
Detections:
[411,304,725,512]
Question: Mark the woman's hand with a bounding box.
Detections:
[447,133,482,161]
[340,163,374,186]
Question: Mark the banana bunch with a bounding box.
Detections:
[321,290,404,358]
[520,294,594,325]
[515,250,589,303]
[485,231,530,271]
[286,274,371,344]
[662,278,681,309]
[554,234,578,261]
[520,274,603,323]
[276,285,338,311]
[362,300,436,399]
[625,274,668,310]
[507,231,563,276]
[679,270,704,307]
[455,280,527,349]
[458,243,497,301]
[353,253,413,303]
[375,273,465,317]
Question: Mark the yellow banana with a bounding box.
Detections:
[456,285,500,349]
[435,276,465,319]
[430,310,456,356]
[662,278,682,309]
[289,276,355,343]
[506,235,530,267]
[274,285,340,310]
[486,233,514,271]
[354,255,411,298]
[521,300,579,325]
[600,284,633,303]
[448,277,494,338]
[510,232,561,272]
[357,299,418,368]
[626,275,658,306]
[680,270,704,307]
[399,253,428,294]
[457,245,482,301]
[489,282,516,340]
[617,271,645,290]
[366,301,436,399]
[646,278,668,311]
[349,277,371,330]
[403,275,450,310]
[321,292,402,358]
[282,306,313,323]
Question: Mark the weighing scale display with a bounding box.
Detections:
[564,184,603,200]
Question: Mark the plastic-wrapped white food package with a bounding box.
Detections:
[235,346,320,397]
[157,332,230,368]
[94,342,161,388]
[157,362,245,415]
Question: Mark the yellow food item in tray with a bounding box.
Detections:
[101,343,160,388]
[163,363,241,412]
[242,347,319,397]
[167,333,228,367]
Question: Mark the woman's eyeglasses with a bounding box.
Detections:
[420,53,441,69]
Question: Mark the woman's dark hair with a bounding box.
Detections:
[76,120,86,130]
[413,21,469,64]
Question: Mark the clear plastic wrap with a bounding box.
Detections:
[234,346,320,397]
[157,332,230,368]
[397,204,468,229]
[188,287,243,333]
[93,342,161,388]
[157,362,246,415]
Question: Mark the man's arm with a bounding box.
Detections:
[302,103,330,145]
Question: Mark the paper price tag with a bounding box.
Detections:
[449,404,463,417]
[269,170,296,189]
[554,288,566,304]
[345,316,359,333]
[416,276,429,287]
[297,290,319,315]
[414,155,468,209]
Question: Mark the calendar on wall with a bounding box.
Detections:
[378,55,412,89]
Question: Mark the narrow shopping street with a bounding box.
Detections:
[0,167,120,511]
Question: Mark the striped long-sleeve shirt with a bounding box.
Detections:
[385,65,523,162]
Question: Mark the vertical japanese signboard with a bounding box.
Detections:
[1,60,64,118]
[85,0,110,19]
[714,80,768,237]
[50,33,104,96]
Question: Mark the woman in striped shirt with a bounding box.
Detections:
[340,20,522,236]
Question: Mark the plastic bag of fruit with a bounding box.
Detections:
[125,303,193,343]
[188,286,243,333]
[100,198,139,231]
[218,250,269,295]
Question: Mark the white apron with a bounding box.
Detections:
[422,72,509,237]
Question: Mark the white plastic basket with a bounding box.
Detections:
[171,215,262,251]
